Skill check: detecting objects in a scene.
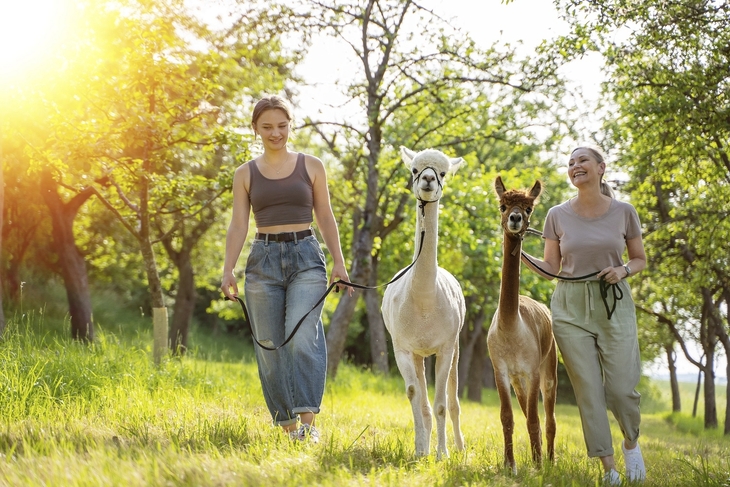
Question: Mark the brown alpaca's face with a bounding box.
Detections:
[499,193,536,235]
[494,176,542,236]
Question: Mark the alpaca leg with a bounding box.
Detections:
[414,353,433,455]
[432,350,453,459]
[494,369,516,474]
[525,378,544,466]
[447,346,465,452]
[394,349,429,456]
[541,342,558,462]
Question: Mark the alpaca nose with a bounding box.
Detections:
[422,173,435,183]
[509,213,522,223]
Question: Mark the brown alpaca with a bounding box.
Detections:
[487,175,557,474]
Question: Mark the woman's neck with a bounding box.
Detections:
[575,184,607,204]
[262,148,291,164]
[572,187,612,217]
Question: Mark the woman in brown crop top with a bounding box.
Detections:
[221,95,352,444]
[522,145,648,485]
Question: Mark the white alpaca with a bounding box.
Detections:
[381,147,466,459]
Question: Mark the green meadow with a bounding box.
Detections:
[1,290,728,487]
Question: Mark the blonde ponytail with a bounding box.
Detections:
[600,180,615,198]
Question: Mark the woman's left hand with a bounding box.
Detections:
[597,266,626,284]
[330,263,354,297]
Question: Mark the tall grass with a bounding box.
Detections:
[0,293,728,486]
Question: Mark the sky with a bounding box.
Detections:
[293,0,727,383]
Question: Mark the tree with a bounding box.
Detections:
[298,0,568,378]
[29,0,299,358]
[150,6,299,353]
[39,171,97,341]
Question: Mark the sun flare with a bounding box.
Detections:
[0,0,72,82]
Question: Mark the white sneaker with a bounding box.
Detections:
[622,441,646,482]
[297,423,320,444]
[602,468,621,485]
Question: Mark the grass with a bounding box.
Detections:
[0,298,729,486]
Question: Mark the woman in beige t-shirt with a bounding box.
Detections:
[522,146,648,485]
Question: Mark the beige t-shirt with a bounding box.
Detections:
[543,198,642,280]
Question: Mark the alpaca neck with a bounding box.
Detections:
[497,233,523,324]
[411,200,439,292]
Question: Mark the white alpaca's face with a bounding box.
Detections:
[401,147,463,203]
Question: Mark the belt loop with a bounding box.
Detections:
[293,231,299,244]
[265,233,270,245]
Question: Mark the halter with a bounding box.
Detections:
[413,165,444,216]
[503,206,533,257]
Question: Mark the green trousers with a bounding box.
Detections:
[551,279,642,458]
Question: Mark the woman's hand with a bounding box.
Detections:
[330,262,353,297]
[597,266,627,284]
[221,272,239,299]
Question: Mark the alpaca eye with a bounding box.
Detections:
[499,205,506,213]
[440,172,446,177]
[412,168,418,175]
[526,208,532,214]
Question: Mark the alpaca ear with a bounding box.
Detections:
[400,146,417,166]
[529,180,543,200]
[448,157,464,173]
[494,175,506,198]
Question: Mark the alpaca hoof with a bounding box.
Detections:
[455,435,465,451]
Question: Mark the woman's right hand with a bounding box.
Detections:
[220,272,239,299]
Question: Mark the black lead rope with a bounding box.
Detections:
[227,229,427,351]
[520,231,624,319]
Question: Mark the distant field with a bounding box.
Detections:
[649,378,727,418]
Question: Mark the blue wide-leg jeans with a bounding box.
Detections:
[244,234,328,426]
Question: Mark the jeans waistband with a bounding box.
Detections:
[255,229,313,242]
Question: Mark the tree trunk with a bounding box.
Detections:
[467,329,488,402]
[5,257,23,302]
[483,356,496,389]
[717,322,730,435]
[458,305,486,399]
[711,291,730,435]
[169,252,195,355]
[703,357,718,429]
[138,235,167,363]
[724,358,730,435]
[365,255,388,374]
[665,344,681,412]
[137,172,167,364]
[724,359,730,436]
[700,287,719,429]
[326,224,373,376]
[40,171,94,341]
[693,365,701,418]
[365,289,389,374]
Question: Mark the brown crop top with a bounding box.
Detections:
[248,153,314,228]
